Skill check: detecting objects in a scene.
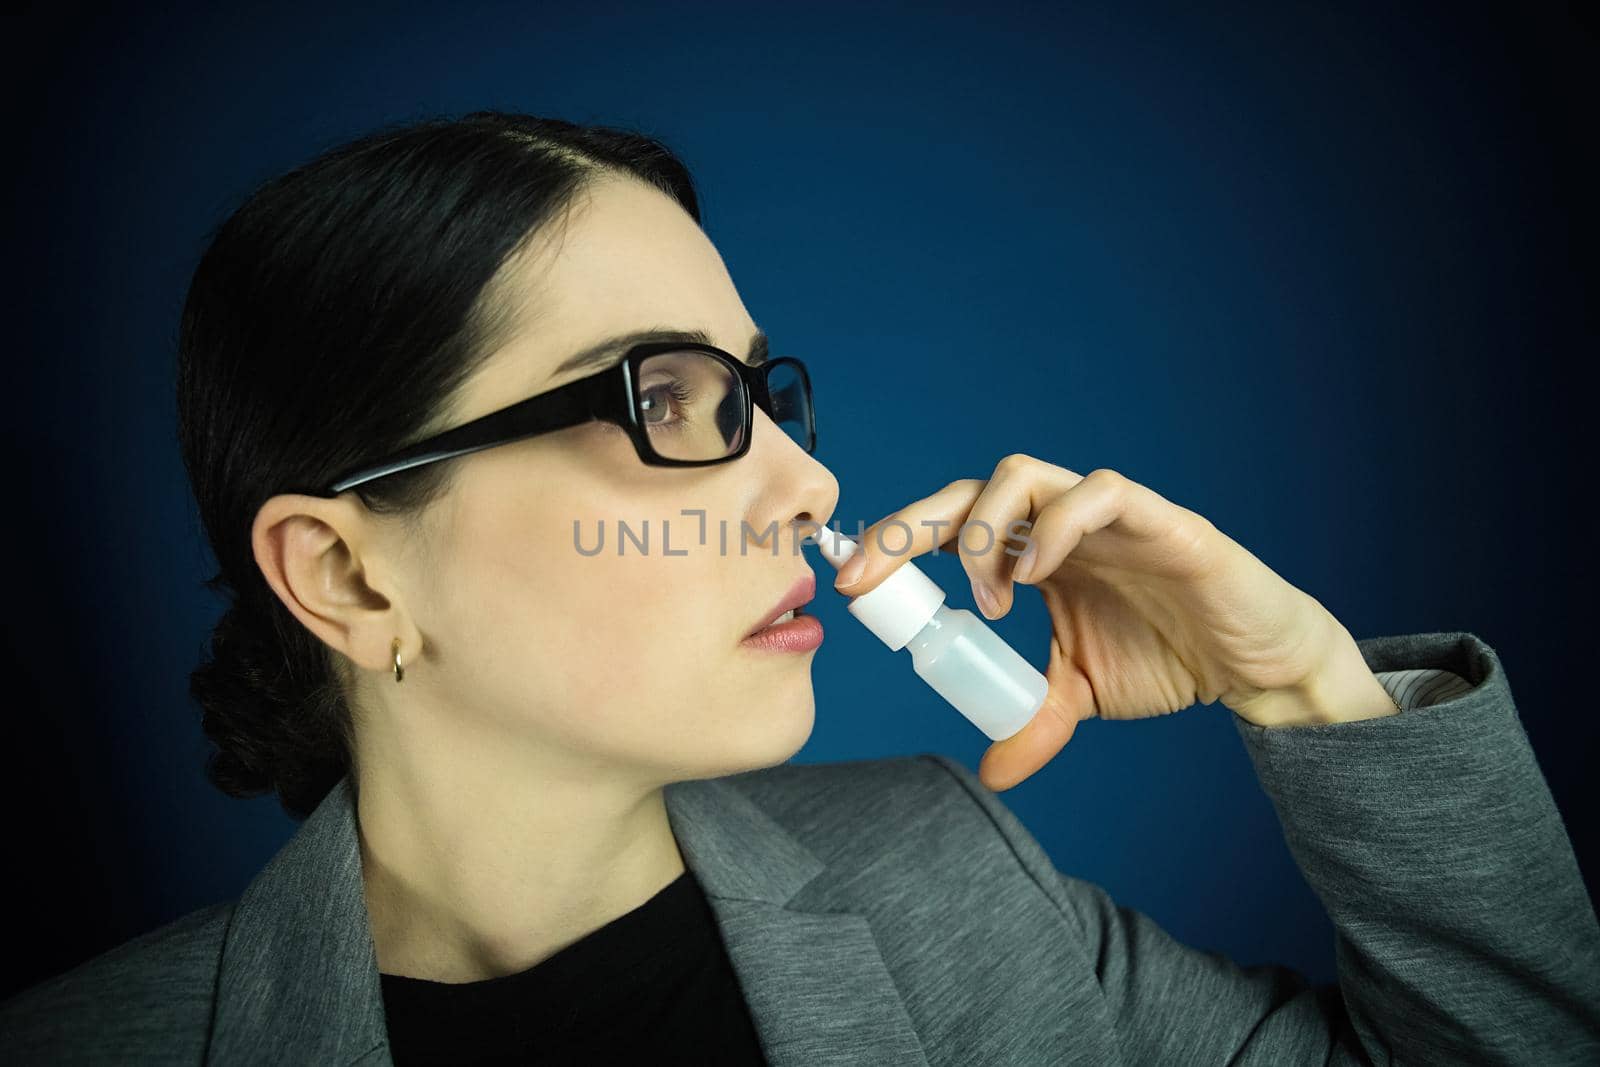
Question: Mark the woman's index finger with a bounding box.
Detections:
[831,479,986,597]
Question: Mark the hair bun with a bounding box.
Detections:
[190,597,349,820]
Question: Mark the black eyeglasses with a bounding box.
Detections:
[314,341,815,496]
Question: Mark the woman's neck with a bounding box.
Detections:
[355,761,687,984]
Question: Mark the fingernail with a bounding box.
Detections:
[836,554,866,589]
[1012,551,1035,584]
[972,580,999,618]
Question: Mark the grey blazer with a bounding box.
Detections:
[4,630,1599,1065]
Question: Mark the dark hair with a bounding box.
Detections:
[176,111,702,820]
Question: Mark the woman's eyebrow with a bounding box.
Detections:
[552,326,769,376]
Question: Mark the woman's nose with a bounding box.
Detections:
[748,405,839,542]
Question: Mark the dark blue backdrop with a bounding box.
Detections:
[5,0,1593,999]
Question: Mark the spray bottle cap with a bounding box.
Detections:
[809,525,947,651]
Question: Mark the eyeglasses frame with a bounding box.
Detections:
[315,341,815,496]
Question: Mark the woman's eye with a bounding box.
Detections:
[640,380,693,426]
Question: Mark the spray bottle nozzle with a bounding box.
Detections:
[807,524,860,569]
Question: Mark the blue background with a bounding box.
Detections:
[5,0,1594,998]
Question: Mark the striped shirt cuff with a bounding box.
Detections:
[1372,667,1475,710]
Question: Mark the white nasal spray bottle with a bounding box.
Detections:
[810,525,1049,741]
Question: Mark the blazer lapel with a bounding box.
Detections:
[664,775,930,1066]
[208,772,928,1067]
[207,776,388,1066]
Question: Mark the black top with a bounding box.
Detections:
[378,866,769,1066]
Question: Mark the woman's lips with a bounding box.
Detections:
[744,573,817,638]
[739,613,824,652]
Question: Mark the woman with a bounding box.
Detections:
[2,110,1596,1065]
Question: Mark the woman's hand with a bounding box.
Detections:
[830,455,1400,790]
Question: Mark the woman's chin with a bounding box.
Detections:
[701,691,817,778]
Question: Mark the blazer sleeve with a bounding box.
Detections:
[924,631,1600,1066]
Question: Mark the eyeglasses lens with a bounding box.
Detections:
[763,360,813,452]
[635,350,813,461]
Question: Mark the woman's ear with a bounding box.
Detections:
[250,493,414,675]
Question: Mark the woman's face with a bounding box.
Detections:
[364,174,839,788]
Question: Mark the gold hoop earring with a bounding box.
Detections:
[391,637,405,684]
